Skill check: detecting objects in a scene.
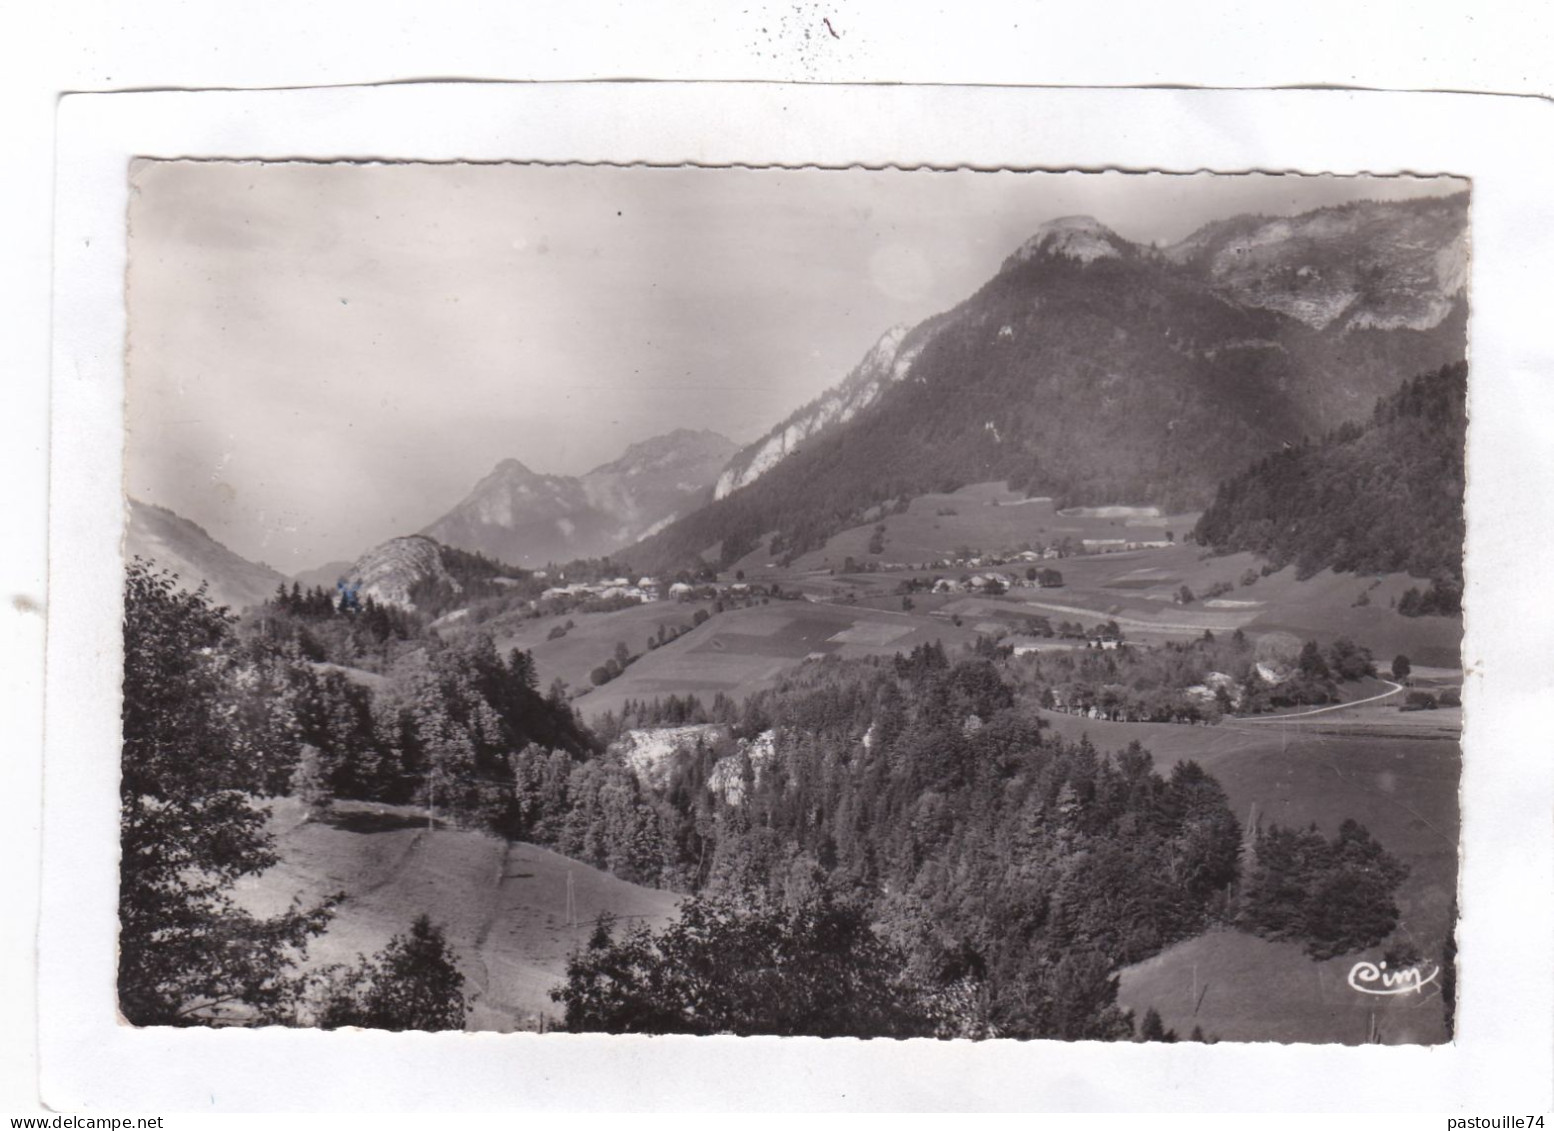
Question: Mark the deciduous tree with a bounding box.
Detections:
[119,560,334,1026]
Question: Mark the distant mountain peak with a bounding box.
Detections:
[630,193,1468,575]
[597,428,737,477]
[422,429,737,567]
[493,457,537,476]
[1008,215,1132,266]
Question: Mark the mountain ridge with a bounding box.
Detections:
[124,498,289,611]
[624,193,1468,574]
[422,428,737,568]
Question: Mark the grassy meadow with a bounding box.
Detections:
[235,798,680,1031]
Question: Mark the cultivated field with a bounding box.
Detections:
[734,483,1193,575]
[489,598,717,700]
[570,599,980,721]
[235,798,681,1031]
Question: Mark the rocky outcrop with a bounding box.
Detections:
[1165,193,1468,332]
[713,322,937,500]
[343,535,459,610]
[1005,215,1133,266]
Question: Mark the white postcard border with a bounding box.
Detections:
[42,82,1554,1112]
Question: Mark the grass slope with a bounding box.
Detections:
[1119,927,1447,1045]
[490,599,718,700]
[779,485,1187,573]
[236,798,680,1032]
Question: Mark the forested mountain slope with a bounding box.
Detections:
[628,196,1467,573]
[1193,361,1467,584]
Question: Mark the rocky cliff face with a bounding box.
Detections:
[343,535,460,610]
[1165,193,1468,332]
[585,428,741,533]
[422,429,737,567]
[713,322,939,500]
[124,498,289,610]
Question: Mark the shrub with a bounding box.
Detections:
[551,892,934,1037]
[315,915,468,1031]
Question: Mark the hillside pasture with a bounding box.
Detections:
[1119,927,1449,1045]
[572,600,980,721]
[1076,550,1461,665]
[235,798,681,1031]
[901,544,1455,664]
[723,481,1191,577]
[1242,569,1462,668]
[488,598,716,699]
[720,481,1459,668]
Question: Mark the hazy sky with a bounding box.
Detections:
[125,161,1465,572]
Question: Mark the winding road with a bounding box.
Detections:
[1233,679,1404,723]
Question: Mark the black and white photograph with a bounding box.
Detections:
[117,160,1469,1045]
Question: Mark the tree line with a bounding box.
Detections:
[998,628,1378,722]
[1194,361,1466,599]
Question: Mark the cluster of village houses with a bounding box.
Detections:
[931,572,1034,595]
[949,538,1172,563]
[532,534,1178,608]
[539,576,663,603]
[539,576,768,606]
[1077,537,1175,554]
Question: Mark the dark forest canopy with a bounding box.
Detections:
[1193,361,1466,588]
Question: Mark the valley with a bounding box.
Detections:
[121,175,1468,1045]
[135,473,1465,1042]
[316,485,1455,1040]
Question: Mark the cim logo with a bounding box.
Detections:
[1347,959,1439,996]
